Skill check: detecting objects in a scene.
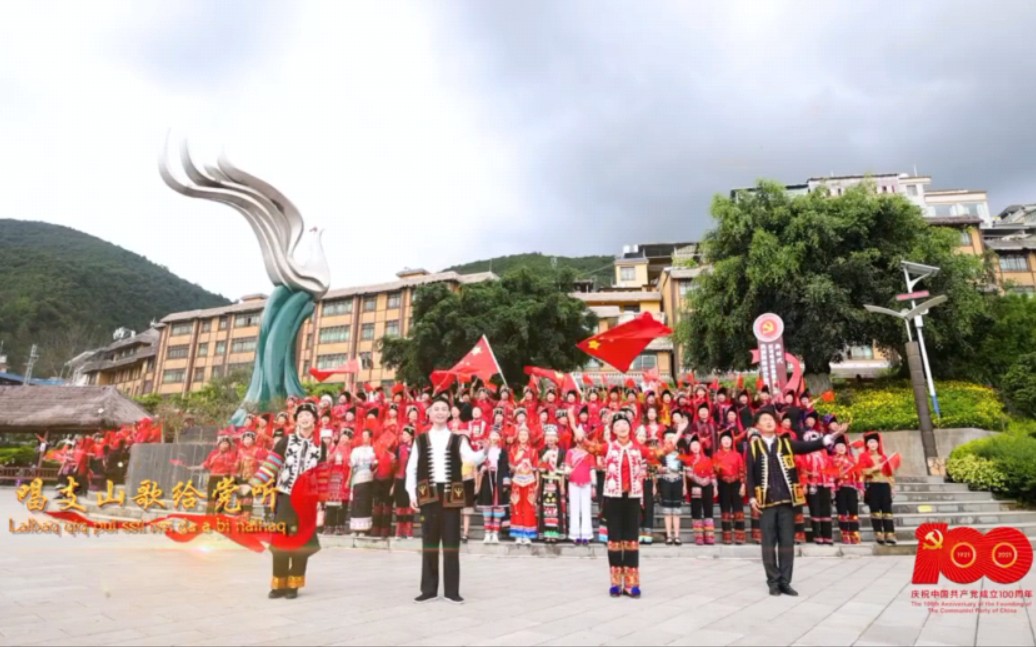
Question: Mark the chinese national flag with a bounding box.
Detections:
[581,373,594,386]
[524,366,566,386]
[561,373,581,398]
[450,335,504,383]
[755,376,765,392]
[308,357,360,382]
[576,313,672,373]
[736,374,745,390]
[820,390,836,403]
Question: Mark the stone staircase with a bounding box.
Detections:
[65,475,1036,557]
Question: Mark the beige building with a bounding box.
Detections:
[70,328,159,397]
[151,269,496,396]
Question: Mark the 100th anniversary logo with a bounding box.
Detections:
[911,523,1034,614]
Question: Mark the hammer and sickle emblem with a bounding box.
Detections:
[762,321,775,334]
[923,529,944,551]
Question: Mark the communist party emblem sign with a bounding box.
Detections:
[752,313,787,393]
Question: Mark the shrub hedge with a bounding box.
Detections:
[817,380,1008,431]
[947,422,1036,504]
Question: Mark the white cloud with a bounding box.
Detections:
[0,1,527,299]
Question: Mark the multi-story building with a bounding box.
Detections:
[150,269,496,396]
[985,204,1036,295]
[69,328,160,397]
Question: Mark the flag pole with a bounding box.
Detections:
[483,334,508,388]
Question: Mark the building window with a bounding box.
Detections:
[170,322,193,337]
[200,320,212,333]
[847,345,875,360]
[193,368,206,382]
[387,292,402,309]
[361,323,375,340]
[620,267,636,282]
[1000,255,1029,272]
[234,312,261,328]
[215,341,227,356]
[363,296,378,312]
[227,362,252,375]
[359,352,373,369]
[629,354,657,371]
[166,345,190,360]
[318,326,351,344]
[211,366,224,379]
[218,317,229,331]
[322,299,353,316]
[385,320,400,337]
[302,360,311,376]
[678,281,694,298]
[196,342,208,357]
[959,230,972,246]
[230,337,258,353]
[907,185,918,197]
[162,369,185,384]
[622,305,640,313]
[317,353,347,370]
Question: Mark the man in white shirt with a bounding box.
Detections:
[406,397,485,604]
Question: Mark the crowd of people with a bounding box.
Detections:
[189,380,900,553]
[42,417,164,495]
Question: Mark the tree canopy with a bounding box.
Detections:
[675,181,990,378]
[379,267,598,386]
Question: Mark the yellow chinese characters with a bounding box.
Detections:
[212,476,240,514]
[172,481,206,511]
[95,480,126,508]
[132,480,167,510]
[56,478,86,512]
[16,478,48,512]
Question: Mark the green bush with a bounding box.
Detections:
[1002,353,1036,418]
[0,447,37,467]
[946,453,1008,493]
[817,380,1008,431]
[949,431,1036,504]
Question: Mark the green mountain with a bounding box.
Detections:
[445,252,616,288]
[0,219,230,377]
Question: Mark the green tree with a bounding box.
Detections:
[930,294,1036,385]
[676,181,989,386]
[380,268,597,386]
[1002,353,1036,418]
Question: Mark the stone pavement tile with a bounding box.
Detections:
[327,629,424,647]
[916,623,979,647]
[478,630,555,646]
[601,629,683,646]
[539,630,615,646]
[663,630,743,647]
[809,612,875,632]
[975,609,1035,647]
[22,628,147,646]
[108,629,207,646]
[0,623,70,642]
[790,627,863,646]
[857,622,924,645]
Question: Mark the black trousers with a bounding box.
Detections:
[372,479,394,538]
[420,488,462,598]
[690,485,714,520]
[835,487,859,542]
[604,495,640,570]
[807,487,833,543]
[271,493,320,588]
[640,479,654,531]
[760,504,796,588]
[717,480,740,543]
[325,503,349,528]
[865,482,896,541]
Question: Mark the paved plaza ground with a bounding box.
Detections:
[2,489,1035,647]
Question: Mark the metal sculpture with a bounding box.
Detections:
[159,138,330,424]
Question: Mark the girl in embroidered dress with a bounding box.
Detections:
[602,412,645,598]
[830,423,862,544]
[509,426,539,545]
[658,431,684,546]
[477,429,510,543]
[859,431,898,545]
[685,434,716,545]
[349,429,377,534]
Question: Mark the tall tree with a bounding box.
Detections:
[379,268,597,386]
[675,181,989,386]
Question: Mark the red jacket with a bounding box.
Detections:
[712,448,745,483]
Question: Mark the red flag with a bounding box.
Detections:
[736,374,744,390]
[450,335,504,383]
[886,453,902,472]
[561,373,581,398]
[308,357,360,383]
[576,312,672,373]
[755,376,765,392]
[391,382,406,395]
[820,390,835,403]
[710,377,720,391]
[430,370,456,394]
[527,374,540,396]
[851,439,866,450]
[524,366,565,386]
[624,377,637,390]
[581,373,594,386]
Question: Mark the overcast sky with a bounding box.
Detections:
[3,1,1035,300]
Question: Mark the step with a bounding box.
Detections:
[896,476,952,484]
[893,491,996,502]
[890,500,1018,514]
[884,511,1036,528]
[896,483,971,493]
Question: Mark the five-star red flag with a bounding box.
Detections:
[308,357,360,383]
[576,312,673,373]
[450,335,505,384]
[523,366,566,386]
[581,373,595,386]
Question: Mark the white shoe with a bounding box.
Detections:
[483,534,491,544]
[492,533,499,544]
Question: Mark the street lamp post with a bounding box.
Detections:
[863,294,947,476]
[902,262,942,418]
